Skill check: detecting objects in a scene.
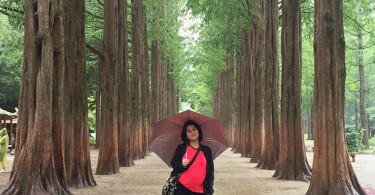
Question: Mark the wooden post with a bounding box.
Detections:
[9,117,13,145]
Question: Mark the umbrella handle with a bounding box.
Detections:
[185,145,188,159]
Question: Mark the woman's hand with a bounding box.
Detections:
[182,159,190,168]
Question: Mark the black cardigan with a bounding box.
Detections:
[170,143,214,195]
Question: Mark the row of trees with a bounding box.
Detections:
[0,0,183,194]
[201,0,371,194]
[0,0,374,194]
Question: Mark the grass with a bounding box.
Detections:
[369,137,375,147]
[359,137,375,155]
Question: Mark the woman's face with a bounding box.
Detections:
[186,124,199,142]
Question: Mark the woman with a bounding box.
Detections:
[0,128,9,172]
[170,120,214,195]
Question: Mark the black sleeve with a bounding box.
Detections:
[205,146,214,195]
[170,144,187,174]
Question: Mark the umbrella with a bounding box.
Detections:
[149,110,228,166]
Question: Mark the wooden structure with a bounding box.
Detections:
[0,107,17,145]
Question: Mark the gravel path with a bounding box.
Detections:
[0,144,374,195]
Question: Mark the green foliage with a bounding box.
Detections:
[85,0,104,100]
[175,0,249,115]
[345,125,364,152]
[343,0,375,128]
[0,0,23,28]
[369,137,375,146]
[301,36,314,117]
[301,0,314,39]
[89,136,96,144]
[0,14,22,111]
[88,96,96,132]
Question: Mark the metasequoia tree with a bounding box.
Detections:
[250,0,265,164]
[233,29,252,156]
[118,0,134,167]
[96,0,120,174]
[355,2,370,149]
[131,0,149,159]
[306,0,365,194]
[150,1,179,127]
[273,0,311,181]
[256,0,278,170]
[63,0,96,187]
[213,52,235,147]
[1,0,91,193]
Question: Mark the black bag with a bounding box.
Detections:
[162,147,200,195]
[161,174,181,195]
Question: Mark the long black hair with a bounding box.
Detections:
[181,120,203,144]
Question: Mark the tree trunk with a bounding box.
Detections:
[63,0,96,187]
[310,99,314,140]
[151,39,159,125]
[213,50,235,148]
[131,0,147,160]
[233,30,246,154]
[118,0,134,167]
[233,29,252,157]
[0,0,71,194]
[257,0,278,170]
[273,0,311,181]
[141,1,150,156]
[95,61,101,149]
[226,55,235,147]
[96,0,120,175]
[244,29,253,158]
[250,0,264,163]
[357,28,369,149]
[306,0,365,194]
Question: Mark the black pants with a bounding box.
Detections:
[175,182,204,195]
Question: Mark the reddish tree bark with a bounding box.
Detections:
[0,0,84,194]
[96,0,120,175]
[250,0,265,163]
[273,0,311,181]
[118,0,134,168]
[131,0,148,160]
[257,0,278,170]
[306,0,365,194]
[63,0,96,187]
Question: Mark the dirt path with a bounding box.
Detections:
[70,148,312,195]
[0,145,374,195]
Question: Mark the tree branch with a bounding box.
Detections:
[346,45,358,50]
[85,43,104,60]
[86,10,103,20]
[346,30,359,37]
[361,44,375,49]
[0,5,23,15]
[344,12,375,37]
[96,0,104,7]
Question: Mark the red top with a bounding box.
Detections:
[179,145,207,193]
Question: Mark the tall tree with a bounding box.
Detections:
[273,0,311,181]
[357,25,370,149]
[250,0,265,164]
[0,0,87,193]
[131,0,148,159]
[256,0,278,170]
[63,0,96,187]
[306,0,365,194]
[351,1,370,149]
[96,0,120,175]
[233,29,252,156]
[118,0,134,167]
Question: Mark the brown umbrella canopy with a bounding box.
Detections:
[149,110,228,166]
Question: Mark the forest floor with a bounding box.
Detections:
[0,140,375,195]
